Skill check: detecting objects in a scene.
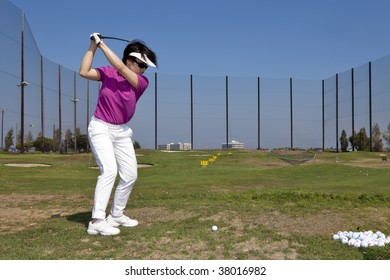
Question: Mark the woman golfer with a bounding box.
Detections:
[80,33,157,235]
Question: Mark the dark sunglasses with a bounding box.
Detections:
[134,58,148,69]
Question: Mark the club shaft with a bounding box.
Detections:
[101,36,129,43]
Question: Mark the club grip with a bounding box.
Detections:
[90,34,102,40]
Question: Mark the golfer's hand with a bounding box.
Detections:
[90,33,102,46]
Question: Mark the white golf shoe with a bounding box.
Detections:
[106,214,138,227]
[87,220,120,235]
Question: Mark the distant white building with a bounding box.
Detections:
[158,142,192,151]
[170,142,192,150]
[158,143,171,150]
[222,140,244,149]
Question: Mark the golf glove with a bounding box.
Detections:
[90,32,102,45]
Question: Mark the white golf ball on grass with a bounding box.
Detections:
[211,225,218,231]
[353,240,361,247]
[348,239,356,246]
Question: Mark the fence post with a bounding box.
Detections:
[1,109,4,150]
[73,71,77,153]
[290,77,293,149]
[58,65,62,153]
[225,76,229,149]
[257,77,261,150]
[322,79,324,151]
[40,55,44,152]
[336,73,339,152]
[154,72,158,150]
[369,61,372,152]
[351,68,355,152]
[86,80,90,153]
[20,11,25,153]
[190,74,194,150]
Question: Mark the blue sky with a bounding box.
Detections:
[3,0,390,149]
[8,0,390,79]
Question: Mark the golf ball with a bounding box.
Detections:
[353,240,361,247]
[212,225,218,231]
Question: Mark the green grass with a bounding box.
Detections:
[0,150,389,260]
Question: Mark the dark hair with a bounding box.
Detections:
[122,40,158,67]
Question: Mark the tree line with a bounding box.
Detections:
[340,122,390,152]
[2,127,141,153]
[3,127,88,153]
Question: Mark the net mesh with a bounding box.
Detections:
[268,148,317,165]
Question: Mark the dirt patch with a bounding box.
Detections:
[0,193,197,235]
[206,208,390,238]
[130,207,198,227]
[0,193,89,234]
[200,210,246,234]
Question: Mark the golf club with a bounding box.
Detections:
[90,34,130,43]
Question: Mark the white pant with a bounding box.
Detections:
[88,116,138,220]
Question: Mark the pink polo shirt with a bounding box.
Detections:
[94,66,149,124]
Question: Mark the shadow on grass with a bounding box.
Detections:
[66,211,91,228]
